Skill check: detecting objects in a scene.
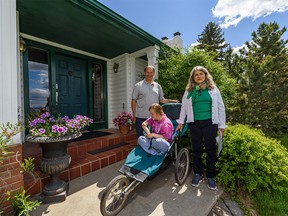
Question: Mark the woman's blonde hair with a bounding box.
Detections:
[185,66,215,91]
[149,103,164,115]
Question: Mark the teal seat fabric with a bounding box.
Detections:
[124,145,165,176]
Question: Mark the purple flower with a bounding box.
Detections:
[57,127,64,133]
[39,119,45,124]
[49,117,56,122]
[62,116,69,121]
[28,112,93,138]
[39,128,45,134]
[113,112,133,126]
[40,112,50,119]
[52,125,58,132]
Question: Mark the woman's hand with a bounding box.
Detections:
[219,128,225,135]
[176,124,183,132]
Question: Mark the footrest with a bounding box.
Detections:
[119,165,149,182]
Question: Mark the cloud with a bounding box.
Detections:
[30,88,49,98]
[28,61,48,72]
[212,0,288,28]
[189,41,200,50]
[29,88,49,108]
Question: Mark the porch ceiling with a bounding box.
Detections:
[17,0,164,59]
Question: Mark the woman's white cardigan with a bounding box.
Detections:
[177,86,227,129]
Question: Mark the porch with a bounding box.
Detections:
[22,128,137,196]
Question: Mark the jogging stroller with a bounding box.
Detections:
[100,103,190,216]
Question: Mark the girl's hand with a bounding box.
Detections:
[146,133,153,139]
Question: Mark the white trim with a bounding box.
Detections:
[21,33,109,61]
[0,0,21,143]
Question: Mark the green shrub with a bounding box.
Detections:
[21,157,35,174]
[277,135,288,150]
[6,187,41,216]
[216,124,288,193]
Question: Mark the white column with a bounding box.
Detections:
[0,0,21,143]
[146,45,160,79]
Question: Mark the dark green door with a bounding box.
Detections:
[56,54,88,117]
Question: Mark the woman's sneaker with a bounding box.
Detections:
[207,178,217,190]
[191,173,202,187]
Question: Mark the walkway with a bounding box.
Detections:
[30,160,223,216]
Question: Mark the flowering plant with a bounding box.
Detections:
[113,112,133,126]
[27,112,93,139]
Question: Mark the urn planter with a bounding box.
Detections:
[25,133,81,202]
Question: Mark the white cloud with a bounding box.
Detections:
[28,61,48,72]
[212,0,288,28]
[189,41,200,50]
[232,44,246,55]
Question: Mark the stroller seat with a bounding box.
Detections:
[119,103,187,182]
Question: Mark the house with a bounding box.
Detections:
[161,32,183,49]
[0,0,168,213]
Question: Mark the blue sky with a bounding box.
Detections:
[98,0,288,49]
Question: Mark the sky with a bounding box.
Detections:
[98,0,288,50]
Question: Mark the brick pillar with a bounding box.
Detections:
[0,144,23,215]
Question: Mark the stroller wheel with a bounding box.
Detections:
[100,175,129,216]
[175,148,190,185]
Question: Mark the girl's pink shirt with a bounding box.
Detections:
[146,114,173,142]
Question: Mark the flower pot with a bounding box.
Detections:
[25,133,81,200]
[119,125,130,135]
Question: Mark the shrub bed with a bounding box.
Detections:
[216,124,288,192]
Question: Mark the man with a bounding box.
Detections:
[131,65,178,137]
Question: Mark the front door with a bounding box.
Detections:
[55,54,88,117]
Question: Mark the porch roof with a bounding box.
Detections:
[17,0,165,59]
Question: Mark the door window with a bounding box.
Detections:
[92,63,103,121]
[28,47,49,113]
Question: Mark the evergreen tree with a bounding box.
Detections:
[232,22,288,135]
[197,22,229,60]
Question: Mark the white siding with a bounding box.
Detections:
[107,55,148,128]
[107,56,129,128]
[135,59,146,83]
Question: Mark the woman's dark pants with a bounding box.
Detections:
[188,119,218,178]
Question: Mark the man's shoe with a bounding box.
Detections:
[207,178,217,190]
[191,173,202,187]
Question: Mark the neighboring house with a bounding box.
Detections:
[161,32,183,49]
[0,0,167,213]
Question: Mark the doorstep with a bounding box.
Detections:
[22,129,137,196]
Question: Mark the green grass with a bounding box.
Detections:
[251,190,288,216]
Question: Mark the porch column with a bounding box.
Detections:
[146,45,160,79]
[0,0,21,143]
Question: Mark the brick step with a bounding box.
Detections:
[22,129,137,196]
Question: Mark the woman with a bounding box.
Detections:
[176,66,226,190]
[138,103,174,155]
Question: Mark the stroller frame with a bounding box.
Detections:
[100,103,190,216]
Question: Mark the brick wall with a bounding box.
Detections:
[0,144,23,215]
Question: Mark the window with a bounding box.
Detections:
[92,63,103,121]
[28,47,49,113]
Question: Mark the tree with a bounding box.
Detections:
[158,46,237,123]
[228,22,288,135]
[196,22,229,60]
